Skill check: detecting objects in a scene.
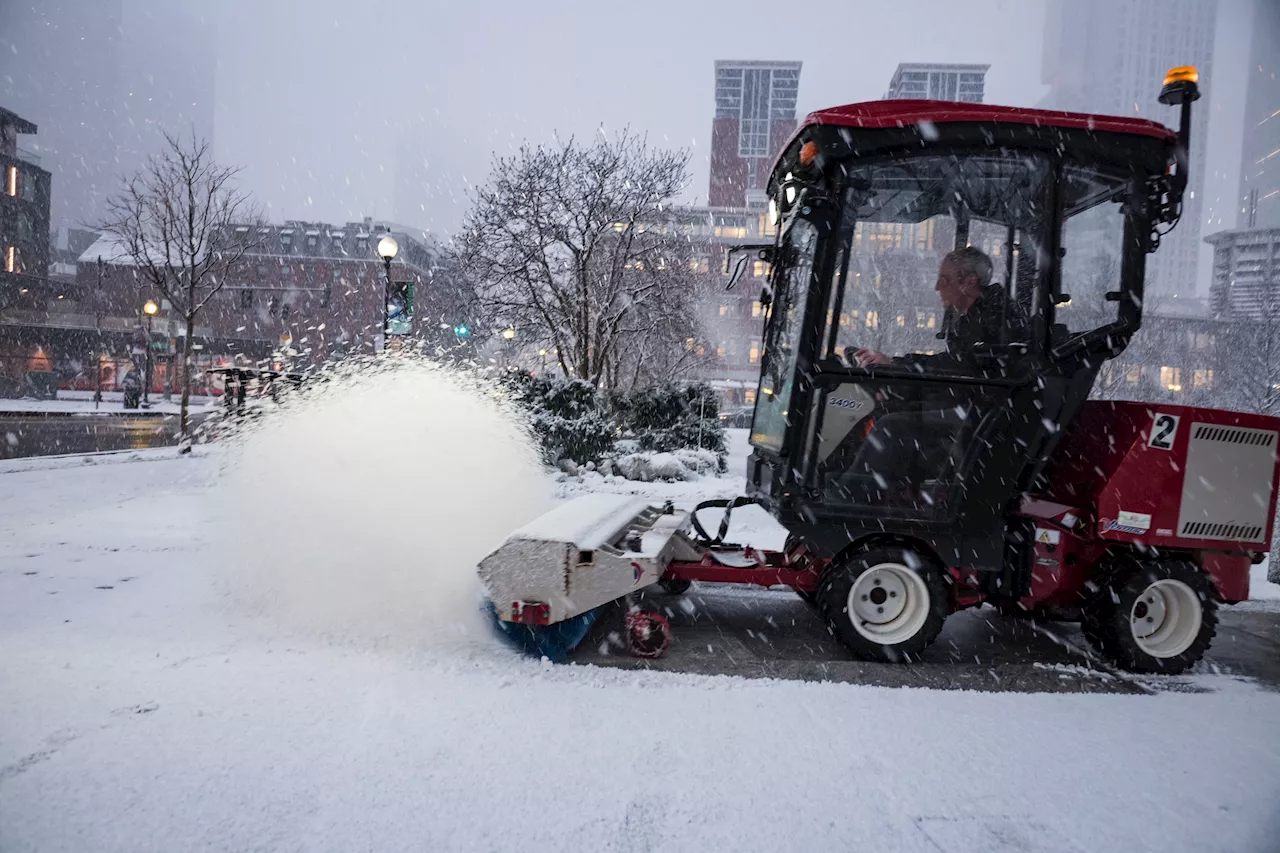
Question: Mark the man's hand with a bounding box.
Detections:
[853,347,891,367]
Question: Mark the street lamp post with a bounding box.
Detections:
[142,299,158,407]
[376,235,399,352]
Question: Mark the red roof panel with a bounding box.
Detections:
[804,100,1176,142]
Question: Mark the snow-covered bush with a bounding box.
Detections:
[609,382,726,467]
[501,374,727,478]
[502,372,615,466]
[613,447,723,482]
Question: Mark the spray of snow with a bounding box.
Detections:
[209,358,553,653]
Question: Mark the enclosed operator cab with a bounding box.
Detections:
[745,97,1191,572]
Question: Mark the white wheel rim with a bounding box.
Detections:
[845,562,931,645]
[1129,578,1202,658]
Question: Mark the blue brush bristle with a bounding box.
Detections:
[483,601,600,663]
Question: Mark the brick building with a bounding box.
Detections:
[0,218,452,395]
[709,61,801,209]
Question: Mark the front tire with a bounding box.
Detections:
[1083,558,1217,674]
[818,546,949,663]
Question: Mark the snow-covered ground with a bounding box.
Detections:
[1250,559,1280,601]
[0,390,218,416]
[2,373,1280,852]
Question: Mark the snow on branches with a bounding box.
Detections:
[457,130,707,389]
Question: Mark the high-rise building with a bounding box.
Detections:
[1206,226,1280,319]
[0,1,216,236]
[1040,0,1217,299]
[708,60,801,208]
[1238,0,1280,229]
[885,63,988,102]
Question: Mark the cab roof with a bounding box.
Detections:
[804,100,1177,143]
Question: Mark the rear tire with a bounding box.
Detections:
[818,545,949,663]
[1082,558,1217,675]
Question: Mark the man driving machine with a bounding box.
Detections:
[835,246,1028,506]
[851,246,1024,370]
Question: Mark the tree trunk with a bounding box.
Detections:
[179,313,195,452]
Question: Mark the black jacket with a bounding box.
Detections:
[898,285,1028,375]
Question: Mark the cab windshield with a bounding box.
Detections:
[750,216,818,451]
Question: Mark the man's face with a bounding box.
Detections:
[935,260,963,309]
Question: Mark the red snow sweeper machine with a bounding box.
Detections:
[479,66,1280,675]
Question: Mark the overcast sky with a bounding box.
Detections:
[214,0,1058,233]
[2,0,1260,286]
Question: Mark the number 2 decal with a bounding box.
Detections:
[1148,413,1180,450]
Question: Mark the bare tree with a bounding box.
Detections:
[456,130,705,387]
[100,132,263,448]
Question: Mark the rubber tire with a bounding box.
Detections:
[817,545,949,663]
[659,578,692,595]
[1082,558,1217,675]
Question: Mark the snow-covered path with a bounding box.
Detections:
[2,451,1280,852]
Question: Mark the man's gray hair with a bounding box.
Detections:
[945,246,993,288]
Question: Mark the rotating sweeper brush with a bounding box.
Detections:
[477,494,697,661]
[477,493,818,661]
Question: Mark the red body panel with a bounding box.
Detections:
[1016,500,1105,609]
[801,100,1177,142]
[1201,552,1252,604]
[1039,400,1280,553]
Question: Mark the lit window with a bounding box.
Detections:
[896,314,906,327]
[5,166,15,197]
[927,313,937,329]
[839,312,850,328]
[717,346,726,358]
[1126,366,1142,384]
[744,388,756,404]
[719,304,730,317]
[1193,369,1213,388]
[865,311,879,329]
[749,342,760,364]
[696,346,706,356]
[752,301,762,317]
[685,337,696,351]
[1160,366,1183,392]
[4,246,14,273]
[753,260,770,277]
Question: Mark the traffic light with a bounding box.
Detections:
[453,324,470,338]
